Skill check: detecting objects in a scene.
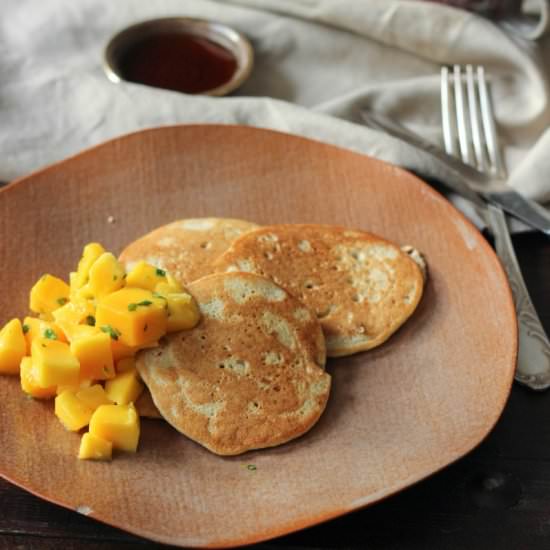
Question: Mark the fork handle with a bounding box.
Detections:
[485,204,550,390]
[360,109,550,389]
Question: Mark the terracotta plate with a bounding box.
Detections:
[0,125,517,548]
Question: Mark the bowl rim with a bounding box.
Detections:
[102,16,254,97]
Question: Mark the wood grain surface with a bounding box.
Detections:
[0,126,518,548]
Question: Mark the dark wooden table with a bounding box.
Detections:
[1,231,549,550]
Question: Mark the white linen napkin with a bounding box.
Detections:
[1,0,549,216]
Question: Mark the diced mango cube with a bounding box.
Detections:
[105,370,144,405]
[110,338,139,361]
[110,338,158,361]
[55,390,93,431]
[32,338,80,388]
[154,273,183,295]
[89,403,140,452]
[69,271,78,295]
[81,252,125,299]
[0,319,27,375]
[53,301,85,326]
[38,312,55,322]
[78,432,112,461]
[23,317,67,353]
[29,274,70,315]
[126,261,168,291]
[116,357,136,373]
[61,323,97,343]
[165,293,201,332]
[95,288,167,347]
[52,300,96,340]
[73,242,106,290]
[20,357,56,399]
[70,331,115,380]
[76,384,112,410]
[56,378,93,395]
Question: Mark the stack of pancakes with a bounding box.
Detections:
[121,218,426,456]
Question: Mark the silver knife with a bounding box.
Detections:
[360,108,550,390]
[360,110,550,235]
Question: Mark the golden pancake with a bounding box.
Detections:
[119,218,259,284]
[214,224,425,357]
[136,272,330,456]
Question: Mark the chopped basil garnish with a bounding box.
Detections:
[156,268,166,277]
[43,328,57,340]
[246,464,257,471]
[100,325,121,341]
[57,297,68,306]
[152,292,166,300]
[128,300,153,312]
[22,324,29,334]
[86,315,96,326]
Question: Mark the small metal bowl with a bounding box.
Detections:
[103,17,254,96]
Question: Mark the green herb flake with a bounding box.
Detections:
[22,324,29,334]
[128,300,153,312]
[86,315,96,326]
[56,297,68,306]
[156,268,166,277]
[100,325,121,341]
[152,292,166,300]
[246,464,257,471]
[43,328,57,340]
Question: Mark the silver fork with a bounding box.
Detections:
[442,64,550,390]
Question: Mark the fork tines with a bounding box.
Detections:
[441,65,505,178]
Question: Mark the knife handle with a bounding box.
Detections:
[360,109,550,235]
[486,204,550,390]
[484,191,550,237]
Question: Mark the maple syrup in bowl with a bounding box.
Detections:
[104,18,253,96]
